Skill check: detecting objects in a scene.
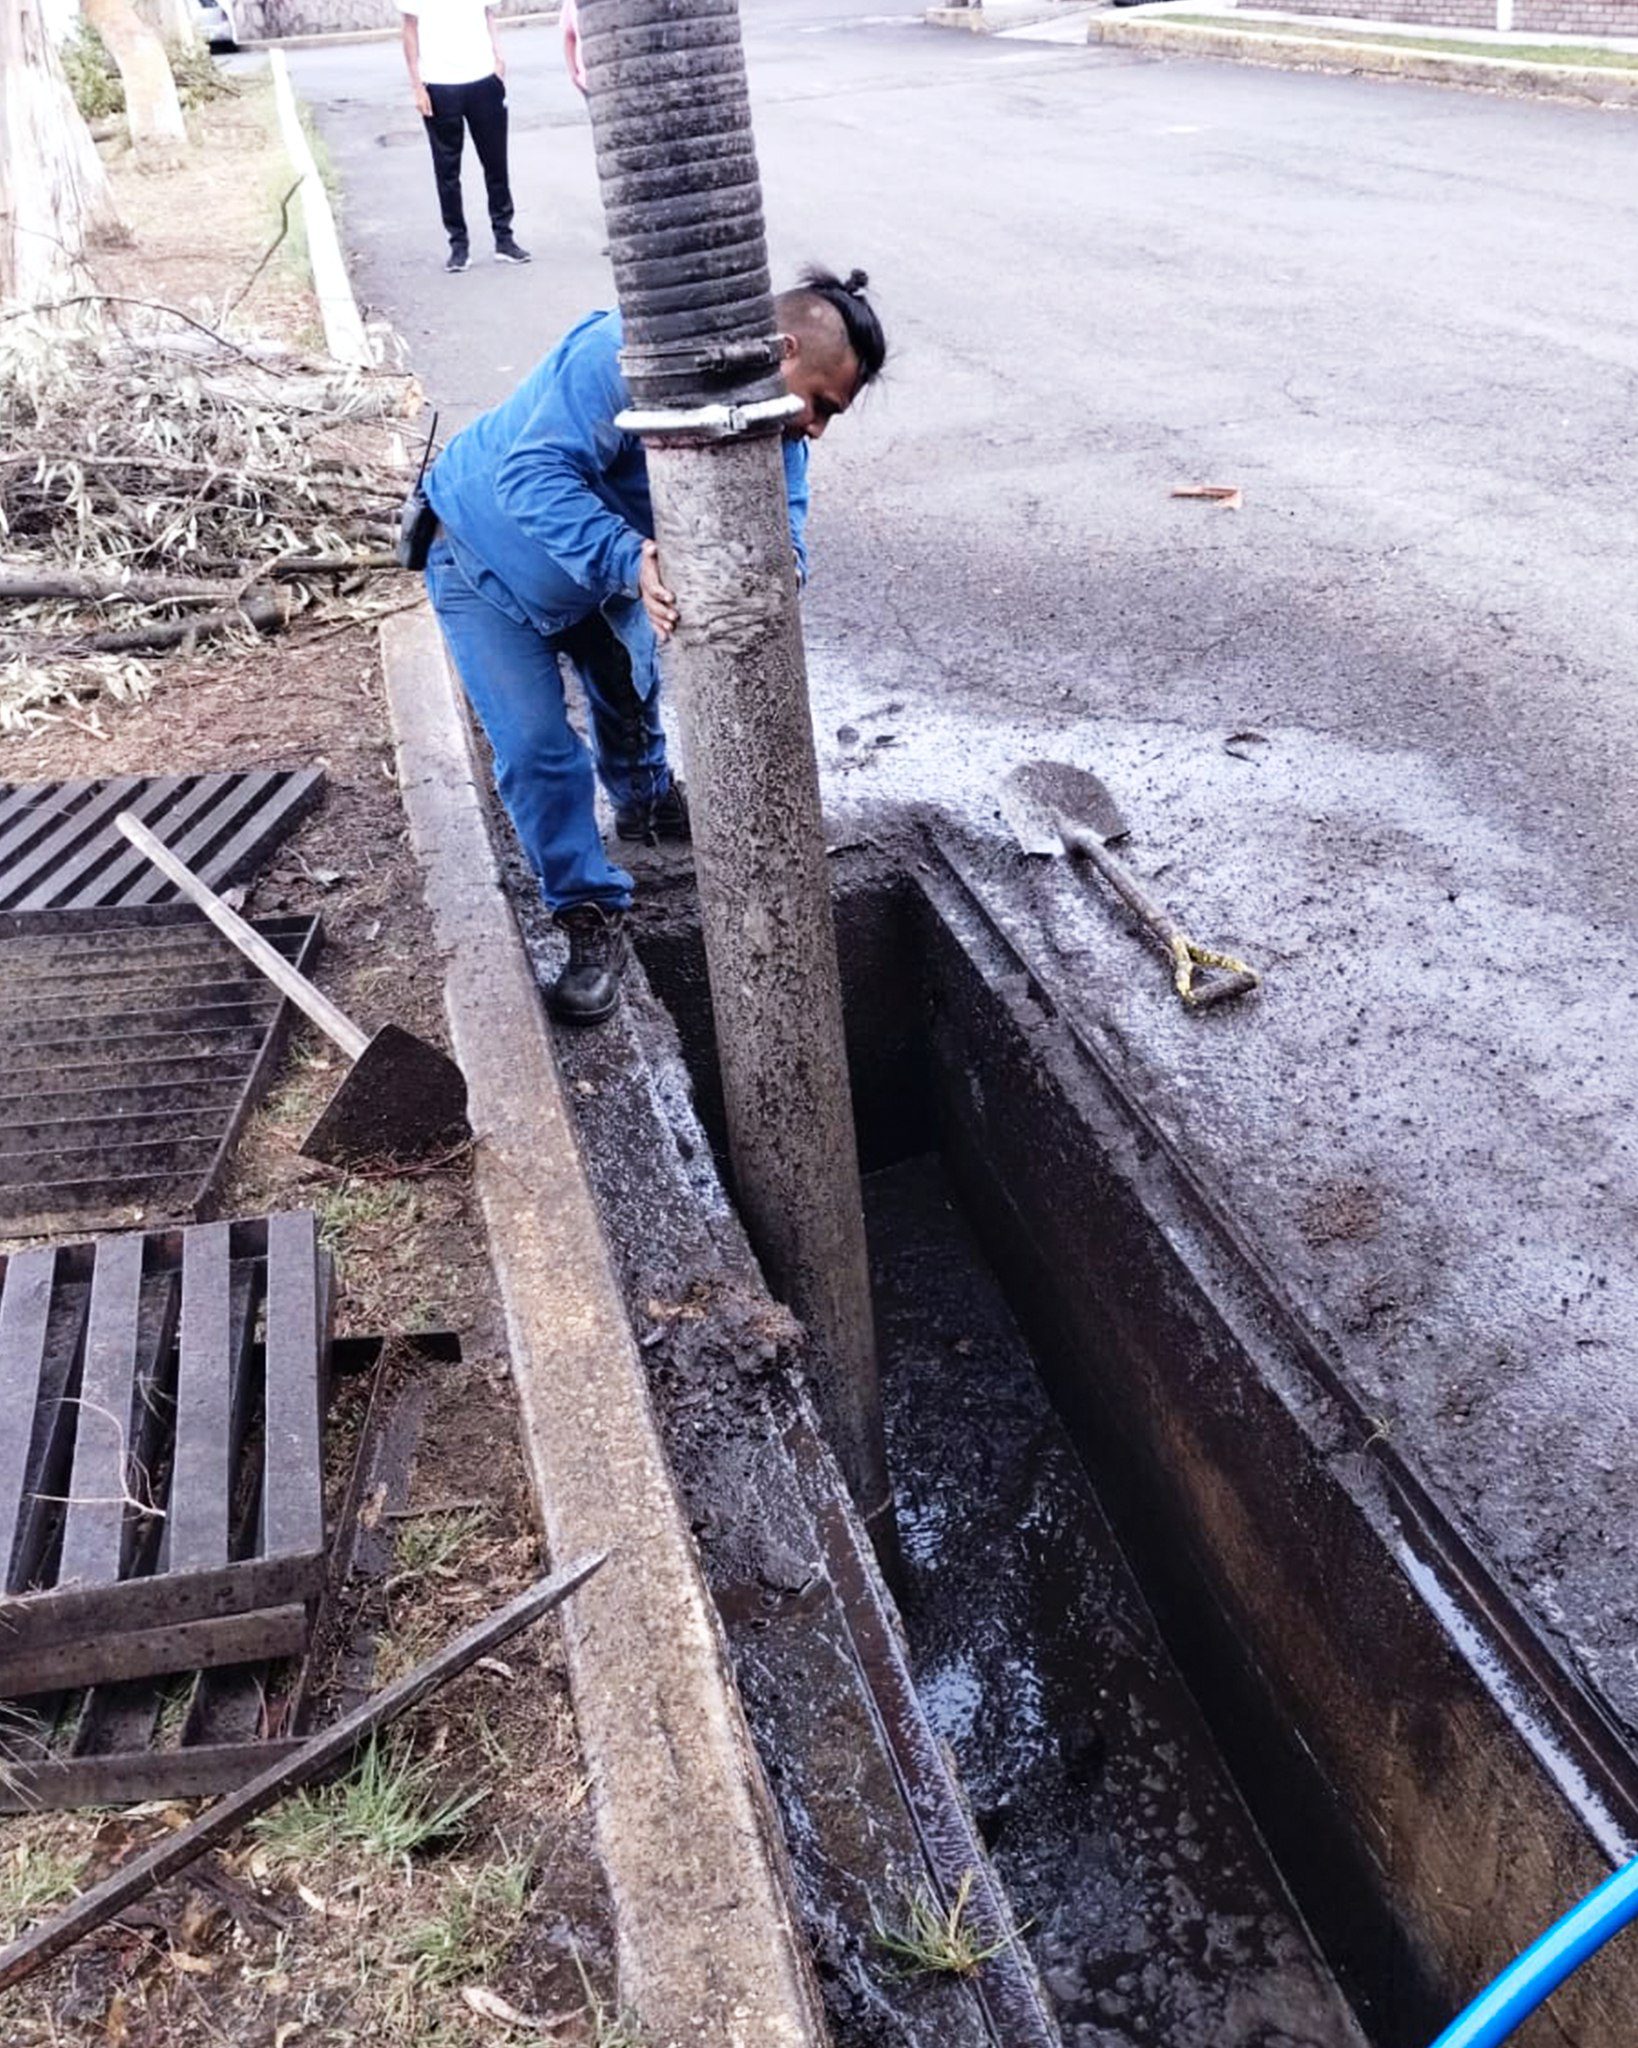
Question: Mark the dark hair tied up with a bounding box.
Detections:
[799,264,887,386]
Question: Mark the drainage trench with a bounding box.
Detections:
[866,1151,1365,2045]
[576,843,1635,2045]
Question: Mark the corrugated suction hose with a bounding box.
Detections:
[576,0,785,412]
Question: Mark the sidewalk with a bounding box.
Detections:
[1092,0,1638,99]
[928,0,1638,97]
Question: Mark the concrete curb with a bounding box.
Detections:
[267,49,373,366]
[926,0,1081,30]
[246,9,558,51]
[378,607,828,2048]
[1084,13,1638,101]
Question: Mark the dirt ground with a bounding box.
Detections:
[89,71,324,350]
[1,74,616,2048]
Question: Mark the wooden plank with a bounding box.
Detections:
[0,1739,307,1814]
[261,1212,325,1562]
[0,1550,324,1664]
[167,1223,234,1574]
[0,1249,57,1593]
[0,1555,605,1987]
[0,1605,309,1700]
[54,1234,148,1592]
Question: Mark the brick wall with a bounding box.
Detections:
[1514,0,1638,32]
[1263,0,1638,28]
[238,0,545,42]
[1269,0,1495,24]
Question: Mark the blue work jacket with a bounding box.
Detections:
[426,310,811,635]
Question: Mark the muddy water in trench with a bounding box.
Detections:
[866,1155,1370,2048]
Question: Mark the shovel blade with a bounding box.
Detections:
[1000,760,1131,857]
[300,1024,471,1168]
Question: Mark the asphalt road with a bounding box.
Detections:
[291,16,1638,1765]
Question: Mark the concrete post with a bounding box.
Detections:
[577,0,893,1544]
[646,433,892,1539]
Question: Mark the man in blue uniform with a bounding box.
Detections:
[423,266,886,1024]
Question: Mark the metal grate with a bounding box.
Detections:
[0,906,321,1233]
[0,766,324,913]
[0,1336,450,1812]
[0,1212,330,1700]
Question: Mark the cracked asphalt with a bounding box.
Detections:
[290,10,1638,1777]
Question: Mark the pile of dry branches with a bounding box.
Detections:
[0,302,422,731]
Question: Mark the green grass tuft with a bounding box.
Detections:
[251,1736,486,1873]
[396,1855,532,1995]
[872,1867,1027,1978]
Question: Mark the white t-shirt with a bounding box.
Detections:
[400,0,496,86]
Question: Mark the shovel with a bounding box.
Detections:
[116,811,471,1165]
[999,762,1260,1010]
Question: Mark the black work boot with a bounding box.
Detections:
[549,904,626,1025]
[615,779,691,846]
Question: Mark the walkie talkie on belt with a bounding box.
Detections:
[395,410,441,571]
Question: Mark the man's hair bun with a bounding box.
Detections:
[794,265,887,385]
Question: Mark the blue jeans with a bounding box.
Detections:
[425,537,670,912]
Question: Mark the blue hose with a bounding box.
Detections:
[1429,1857,1638,2048]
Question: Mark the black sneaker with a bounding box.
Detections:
[615,779,691,846]
[494,236,532,265]
[445,244,470,273]
[549,904,626,1024]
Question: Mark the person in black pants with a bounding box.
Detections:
[399,0,531,273]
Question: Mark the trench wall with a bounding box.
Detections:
[913,868,1635,2045]
[635,852,1638,2044]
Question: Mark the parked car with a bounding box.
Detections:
[197,0,238,48]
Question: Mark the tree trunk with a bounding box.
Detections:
[135,0,200,48]
[0,0,127,309]
[81,0,188,165]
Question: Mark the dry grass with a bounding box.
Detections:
[0,1832,91,1942]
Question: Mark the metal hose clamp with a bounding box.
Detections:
[615,393,803,442]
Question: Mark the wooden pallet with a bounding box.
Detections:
[0,1338,453,1813]
[0,907,321,1232]
[0,1214,330,1698]
[0,767,324,913]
